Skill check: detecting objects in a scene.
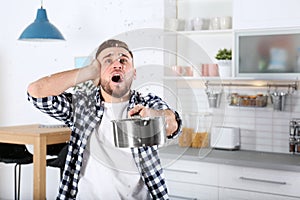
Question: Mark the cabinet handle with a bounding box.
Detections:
[164,168,198,174]
[169,194,198,200]
[239,176,287,185]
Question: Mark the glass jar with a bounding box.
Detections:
[191,113,212,148]
[230,93,239,105]
[178,114,193,147]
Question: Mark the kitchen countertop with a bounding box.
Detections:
[159,145,300,172]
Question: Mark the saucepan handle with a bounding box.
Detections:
[130,114,151,126]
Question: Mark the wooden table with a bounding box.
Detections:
[0,124,71,200]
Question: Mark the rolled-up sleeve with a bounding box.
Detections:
[27,92,73,125]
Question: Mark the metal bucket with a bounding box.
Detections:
[270,92,287,111]
[206,91,222,108]
[111,116,166,148]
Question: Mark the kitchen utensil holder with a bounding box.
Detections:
[206,91,222,108]
[270,92,287,111]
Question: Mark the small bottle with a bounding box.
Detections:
[231,93,239,105]
[289,137,296,153]
[297,138,300,153]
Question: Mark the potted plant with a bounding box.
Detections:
[215,48,232,77]
[215,48,232,60]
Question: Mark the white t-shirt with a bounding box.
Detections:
[77,101,150,200]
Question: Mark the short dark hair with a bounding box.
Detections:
[95,39,133,58]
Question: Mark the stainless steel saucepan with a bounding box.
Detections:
[111,116,166,148]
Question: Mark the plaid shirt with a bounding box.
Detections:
[27,88,182,200]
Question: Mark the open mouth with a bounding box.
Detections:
[111,74,122,83]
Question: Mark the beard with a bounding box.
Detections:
[100,73,134,98]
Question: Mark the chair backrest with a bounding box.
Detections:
[47,142,68,156]
[0,143,29,157]
[47,144,68,171]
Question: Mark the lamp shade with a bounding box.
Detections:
[18,8,65,41]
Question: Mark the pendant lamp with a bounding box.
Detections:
[18,2,65,41]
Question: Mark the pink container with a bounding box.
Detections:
[172,66,193,76]
[202,64,219,76]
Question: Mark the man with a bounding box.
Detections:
[27,39,182,199]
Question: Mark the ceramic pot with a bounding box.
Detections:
[217,60,232,77]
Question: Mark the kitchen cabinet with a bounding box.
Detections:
[163,159,218,185]
[233,0,300,30]
[232,0,300,79]
[219,164,300,199]
[168,182,218,200]
[234,28,300,78]
[219,188,300,200]
[161,155,300,199]
[163,159,219,199]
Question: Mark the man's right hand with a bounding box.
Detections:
[27,58,102,98]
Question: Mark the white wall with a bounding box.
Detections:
[0,0,164,199]
[0,0,165,126]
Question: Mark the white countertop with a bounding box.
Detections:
[159,145,300,172]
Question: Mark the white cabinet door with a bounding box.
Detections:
[219,188,300,200]
[162,159,219,199]
[168,181,219,200]
[233,0,300,29]
[219,164,300,198]
[163,159,219,186]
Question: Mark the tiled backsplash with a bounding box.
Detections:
[177,86,300,154]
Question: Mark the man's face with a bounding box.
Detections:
[97,47,136,98]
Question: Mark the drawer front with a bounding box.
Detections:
[168,180,219,200]
[219,165,300,197]
[163,159,218,186]
[219,188,300,200]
